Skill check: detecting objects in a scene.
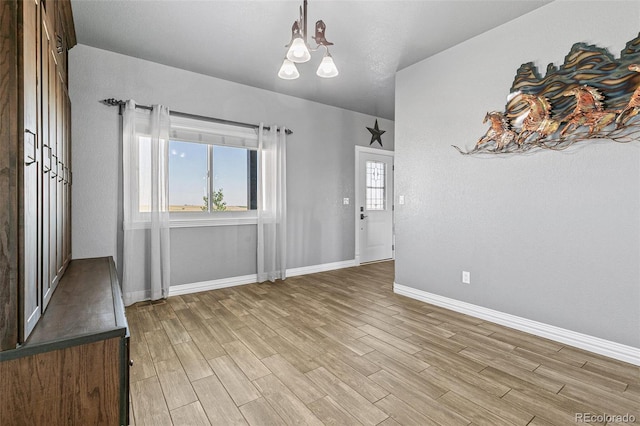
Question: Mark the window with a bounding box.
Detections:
[138,136,153,213]
[168,140,208,212]
[168,141,257,212]
[135,112,259,225]
[366,160,385,210]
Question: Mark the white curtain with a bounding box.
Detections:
[257,124,287,282]
[122,100,171,305]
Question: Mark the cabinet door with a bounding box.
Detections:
[41,12,57,309]
[21,0,41,340]
[63,90,72,265]
[40,12,50,312]
[56,71,64,276]
[48,44,58,298]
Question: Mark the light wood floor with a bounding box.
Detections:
[126,261,639,425]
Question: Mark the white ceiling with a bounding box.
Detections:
[70,0,551,120]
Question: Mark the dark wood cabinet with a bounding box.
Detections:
[1,0,76,349]
[0,2,129,424]
[0,257,130,426]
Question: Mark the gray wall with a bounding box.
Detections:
[395,1,639,347]
[70,44,394,286]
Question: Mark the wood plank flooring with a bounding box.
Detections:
[126,261,639,425]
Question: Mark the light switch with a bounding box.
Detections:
[399,195,405,205]
[343,198,350,205]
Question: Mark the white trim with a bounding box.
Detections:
[167,259,357,297]
[287,259,357,277]
[394,283,640,366]
[355,145,394,156]
[170,115,259,149]
[169,274,258,296]
[355,146,395,266]
[128,217,258,229]
[170,217,257,228]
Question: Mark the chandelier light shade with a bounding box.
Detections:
[286,36,311,63]
[279,0,338,80]
[316,51,338,78]
[278,58,300,80]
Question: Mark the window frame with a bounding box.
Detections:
[131,112,260,228]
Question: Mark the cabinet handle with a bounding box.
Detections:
[24,130,37,166]
[129,359,134,366]
[43,145,52,173]
[58,160,64,182]
[56,34,64,54]
[51,155,58,178]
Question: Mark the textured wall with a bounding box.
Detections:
[69,45,394,285]
[395,1,640,347]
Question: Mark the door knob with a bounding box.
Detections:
[360,213,368,220]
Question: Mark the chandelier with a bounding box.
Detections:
[278,0,339,80]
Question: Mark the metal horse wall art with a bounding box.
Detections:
[453,33,640,154]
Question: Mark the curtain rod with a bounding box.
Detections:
[100,98,293,135]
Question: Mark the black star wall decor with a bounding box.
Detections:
[367,119,386,147]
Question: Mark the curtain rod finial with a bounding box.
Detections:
[101,98,125,107]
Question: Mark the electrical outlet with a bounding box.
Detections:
[399,195,405,205]
[343,198,349,205]
[462,271,471,284]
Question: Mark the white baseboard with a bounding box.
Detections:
[168,259,358,296]
[394,283,640,366]
[169,274,258,296]
[287,259,358,277]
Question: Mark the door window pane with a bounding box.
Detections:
[366,160,385,210]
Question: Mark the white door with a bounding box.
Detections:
[356,147,394,263]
